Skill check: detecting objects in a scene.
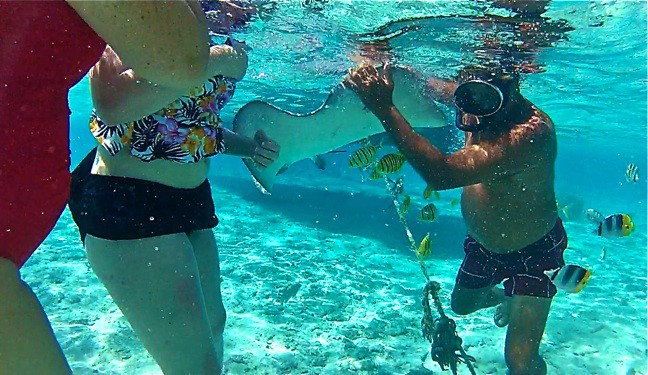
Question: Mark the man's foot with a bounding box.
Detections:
[494,298,511,328]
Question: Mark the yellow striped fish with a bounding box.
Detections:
[423,185,440,200]
[420,203,439,222]
[416,233,432,259]
[376,153,406,174]
[369,168,382,180]
[349,145,380,168]
[400,195,411,214]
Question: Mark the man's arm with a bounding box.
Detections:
[376,105,554,190]
[345,63,553,190]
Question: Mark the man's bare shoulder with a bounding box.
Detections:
[509,106,555,144]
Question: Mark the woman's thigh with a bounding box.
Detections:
[85,233,219,374]
[187,229,225,331]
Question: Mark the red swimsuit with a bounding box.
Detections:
[0,1,105,267]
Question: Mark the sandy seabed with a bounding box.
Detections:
[23,174,647,375]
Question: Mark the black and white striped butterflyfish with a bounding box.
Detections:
[626,163,639,183]
[586,209,635,238]
[544,264,592,293]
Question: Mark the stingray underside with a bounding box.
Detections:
[232,67,449,192]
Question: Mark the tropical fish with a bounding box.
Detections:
[375,153,406,174]
[279,282,302,304]
[544,264,592,293]
[349,144,380,168]
[276,164,290,175]
[416,233,432,259]
[400,195,411,214]
[585,208,604,223]
[596,213,634,238]
[556,200,572,221]
[586,209,634,237]
[423,185,440,200]
[420,203,439,222]
[450,197,461,207]
[626,163,639,183]
[312,155,326,170]
[369,168,382,180]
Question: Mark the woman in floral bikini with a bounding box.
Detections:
[68,38,279,374]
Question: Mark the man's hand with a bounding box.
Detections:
[344,62,395,114]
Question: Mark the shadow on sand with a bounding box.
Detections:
[213,175,467,260]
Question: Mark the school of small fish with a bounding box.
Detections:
[423,185,440,200]
[345,143,641,300]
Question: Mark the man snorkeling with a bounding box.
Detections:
[346,63,565,375]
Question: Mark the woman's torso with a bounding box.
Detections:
[91,75,236,188]
[93,147,210,188]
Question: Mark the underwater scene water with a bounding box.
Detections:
[24,1,646,374]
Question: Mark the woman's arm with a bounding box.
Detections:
[222,129,279,168]
[66,0,210,89]
[206,41,248,81]
[91,44,248,124]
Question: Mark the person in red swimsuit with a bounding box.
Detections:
[0,1,213,373]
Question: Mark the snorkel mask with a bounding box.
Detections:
[453,69,515,132]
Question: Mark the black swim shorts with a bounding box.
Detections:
[68,148,218,243]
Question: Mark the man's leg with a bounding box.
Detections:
[504,295,552,375]
[450,283,505,315]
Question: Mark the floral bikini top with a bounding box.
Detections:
[90,75,235,163]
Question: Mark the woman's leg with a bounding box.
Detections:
[187,229,226,371]
[85,233,220,375]
[0,258,71,375]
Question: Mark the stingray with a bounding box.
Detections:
[232,67,449,193]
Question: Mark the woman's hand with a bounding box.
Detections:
[345,62,395,115]
[251,130,280,168]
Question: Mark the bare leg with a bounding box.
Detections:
[450,283,505,315]
[504,295,552,375]
[0,258,71,375]
[85,234,220,375]
[188,229,226,371]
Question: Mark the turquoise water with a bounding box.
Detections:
[24,1,647,374]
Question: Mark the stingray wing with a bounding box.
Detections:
[232,67,448,192]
